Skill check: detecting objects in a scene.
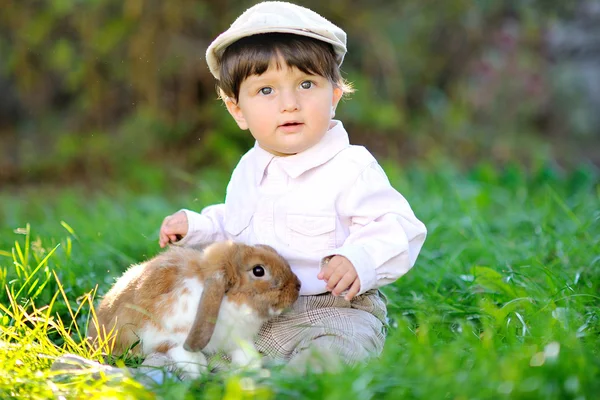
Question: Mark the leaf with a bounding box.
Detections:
[60,221,77,237]
[470,265,519,298]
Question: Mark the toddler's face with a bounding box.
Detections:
[226,57,343,156]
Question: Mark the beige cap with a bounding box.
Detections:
[205,1,347,80]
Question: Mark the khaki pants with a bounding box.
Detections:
[255,289,388,370]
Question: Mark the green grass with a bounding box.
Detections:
[1,163,598,399]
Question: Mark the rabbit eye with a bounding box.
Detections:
[252,265,265,277]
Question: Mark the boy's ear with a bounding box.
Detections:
[331,87,343,113]
[225,98,249,130]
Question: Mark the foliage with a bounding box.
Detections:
[1,1,596,186]
[0,163,598,398]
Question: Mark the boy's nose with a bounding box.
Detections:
[280,91,299,112]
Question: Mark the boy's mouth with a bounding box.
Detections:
[278,121,304,132]
[280,121,302,127]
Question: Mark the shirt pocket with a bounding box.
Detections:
[285,214,336,252]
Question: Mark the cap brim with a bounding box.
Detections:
[206,27,347,80]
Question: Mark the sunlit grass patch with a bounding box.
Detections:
[0,222,163,398]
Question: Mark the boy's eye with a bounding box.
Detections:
[259,87,273,95]
[300,81,313,89]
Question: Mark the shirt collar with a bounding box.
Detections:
[252,120,350,185]
[252,143,276,185]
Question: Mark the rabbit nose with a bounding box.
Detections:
[295,281,301,291]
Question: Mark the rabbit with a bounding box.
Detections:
[87,240,301,377]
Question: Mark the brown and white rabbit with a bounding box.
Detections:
[87,241,301,377]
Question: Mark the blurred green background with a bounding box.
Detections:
[1,0,599,190]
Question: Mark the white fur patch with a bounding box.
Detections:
[138,277,266,368]
[139,278,203,354]
[204,301,265,355]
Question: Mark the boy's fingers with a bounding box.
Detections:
[163,219,177,230]
[160,216,176,246]
[344,280,361,301]
[159,232,181,248]
[164,221,186,236]
[325,267,346,290]
[319,266,331,281]
[159,212,188,248]
[319,259,337,281]
[331,272,355,296]
[159,235,168,248]
[321,255,346,276]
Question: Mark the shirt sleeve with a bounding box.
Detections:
[324,162,427,295]
[175,204,228,247]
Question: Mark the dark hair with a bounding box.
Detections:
[217,33,353,100]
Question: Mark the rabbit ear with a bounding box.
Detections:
[183,275,226,352]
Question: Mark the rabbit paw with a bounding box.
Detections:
[167,346,209,379]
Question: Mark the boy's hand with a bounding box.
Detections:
[159,211,189,248]
[317,255,361,301]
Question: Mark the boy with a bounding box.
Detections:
[160,1,427,371]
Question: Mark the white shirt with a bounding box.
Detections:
[179,121,427,296]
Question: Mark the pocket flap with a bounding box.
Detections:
[224,206,253,235]
[286,214,335,236]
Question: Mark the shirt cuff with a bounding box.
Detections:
[323,245,377,296]
[175,209,214,246]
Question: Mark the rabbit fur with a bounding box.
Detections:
[87,241,301,377]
